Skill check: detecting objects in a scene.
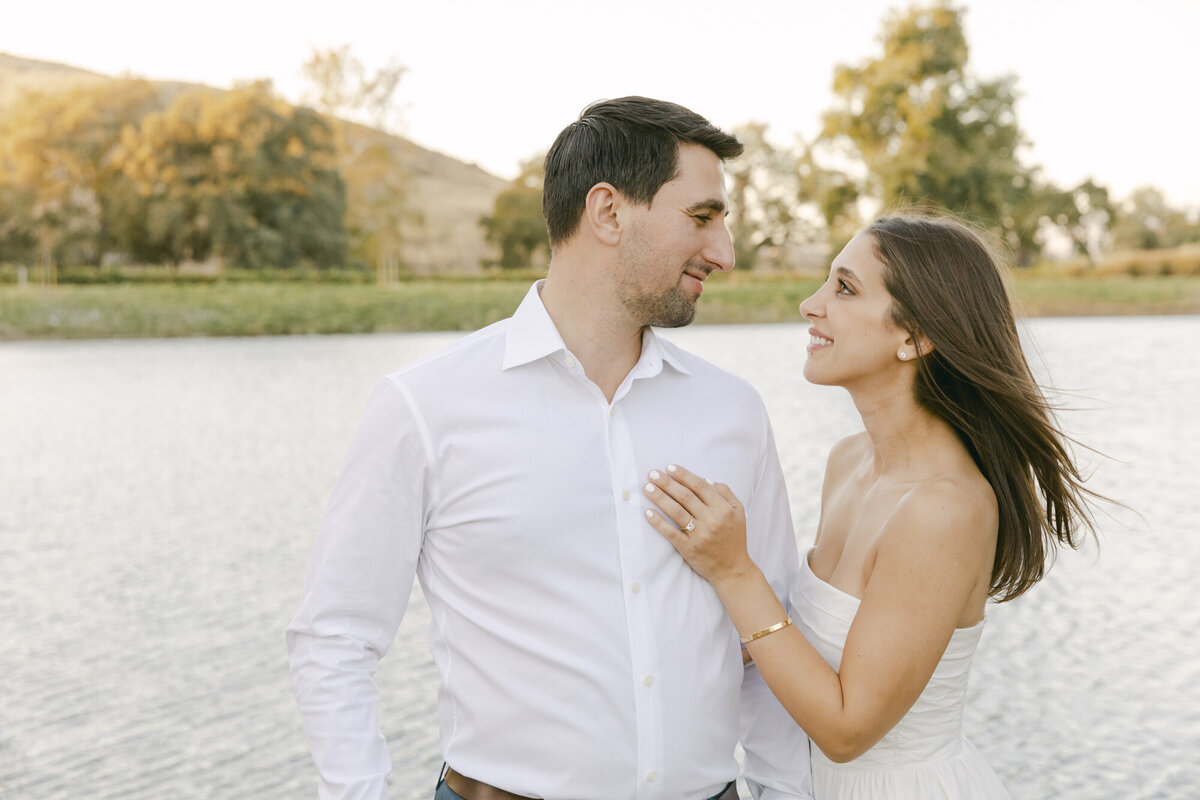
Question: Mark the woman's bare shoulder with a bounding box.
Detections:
[886,469,997,558]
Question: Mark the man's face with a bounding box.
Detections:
[616,144,735,328]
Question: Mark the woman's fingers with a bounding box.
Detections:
[644,507,689,551]
[709,481,743,512]
[646,465,712,518]
[646,465,741,523]
[655,468,704,514]
[643,475,693,530]
[664,464,720,505]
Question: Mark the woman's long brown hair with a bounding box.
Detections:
[869,212,1098,601]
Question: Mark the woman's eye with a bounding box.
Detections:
[836,280,854,295]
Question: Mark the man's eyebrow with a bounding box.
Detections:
[686,198,727,215]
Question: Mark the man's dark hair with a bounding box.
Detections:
[541,96,743,247]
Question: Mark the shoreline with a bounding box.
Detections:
[2,276,1199,340]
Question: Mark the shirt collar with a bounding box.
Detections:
[636,324,693,377]
[502,281,568,370]
[502,279,693,377]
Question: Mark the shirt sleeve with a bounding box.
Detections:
[739,405,815,800]
[286,377,434,800]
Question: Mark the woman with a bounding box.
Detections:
[643,212,1098,798]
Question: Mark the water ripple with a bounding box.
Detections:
[1,319,1197,798]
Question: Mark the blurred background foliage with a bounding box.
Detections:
[1,1,1197,288]
[479,2,1199,278]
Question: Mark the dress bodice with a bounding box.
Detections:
[792,550,985,769]
[789,551,1011,797]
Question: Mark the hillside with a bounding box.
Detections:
[0,52,110,99]
[0,52,507,274]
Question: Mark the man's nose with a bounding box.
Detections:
[707,224,736,272]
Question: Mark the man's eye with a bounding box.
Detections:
[694,214,712,225]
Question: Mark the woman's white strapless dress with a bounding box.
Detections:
[791,551,1011,799]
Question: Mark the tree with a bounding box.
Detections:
[813,168,862,256]
[301,46,406,133]
[339,130,421,282]
[117,82,347,269]
[0,79,161,276]
[1110,186,1198,250]
[479,156,549,270]
[724,123,821,271]
[819,2,1046,261]
[0,183,37,266]
[1038,179,1114,261]
[302,45,415,282]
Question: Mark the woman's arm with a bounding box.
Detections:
[643,464,992,762]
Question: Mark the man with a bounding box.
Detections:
[287,96,813,800]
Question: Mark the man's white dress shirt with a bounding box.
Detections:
[287,282,813,800]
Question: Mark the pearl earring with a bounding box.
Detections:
[898,351,908,360]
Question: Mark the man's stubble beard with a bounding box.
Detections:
[617,225,699,329]
[624,283,697,329]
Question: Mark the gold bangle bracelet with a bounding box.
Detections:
[740,616,792,645]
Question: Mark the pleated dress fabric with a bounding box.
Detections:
[791,551,1012,799]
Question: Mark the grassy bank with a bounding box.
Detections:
[704,274,1200,320]
[0,281,532,339]
[2,274,1198,340]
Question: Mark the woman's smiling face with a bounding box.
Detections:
[798,232,912,390]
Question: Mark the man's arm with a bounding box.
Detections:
[286,377,433,800]
[739,408,814,800]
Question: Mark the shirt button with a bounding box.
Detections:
[621,489,631,501]
[643,675,654,687]
[609,407,615,416]
[647,771,658,783]
[565,356,576,368]
[631,582,641,593]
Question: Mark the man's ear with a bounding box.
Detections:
[584,183,622,246]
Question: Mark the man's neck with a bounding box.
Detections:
[539,273,644,403]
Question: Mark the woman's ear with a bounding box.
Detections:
[914,332,934,358]
[898,330,934,362]
[583,182,621,246]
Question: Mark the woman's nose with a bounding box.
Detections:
[798,292,820,319]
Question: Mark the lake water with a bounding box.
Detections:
[1,316,1197,799]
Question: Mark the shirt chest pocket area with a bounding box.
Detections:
[424,420,620,566]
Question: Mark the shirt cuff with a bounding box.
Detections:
[744,777,815,800]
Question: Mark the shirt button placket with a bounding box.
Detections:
[608,395,663,797]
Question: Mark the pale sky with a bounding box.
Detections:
[4,0,1198,208]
